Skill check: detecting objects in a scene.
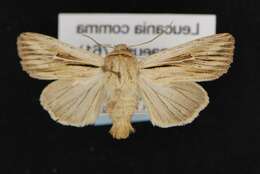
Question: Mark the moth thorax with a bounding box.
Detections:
[114,44,129,51]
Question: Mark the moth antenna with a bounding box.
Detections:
[82,34,114,49]
[129,32,164,48]
[129,21,174,48]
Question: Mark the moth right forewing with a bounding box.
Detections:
[139,33,235,83]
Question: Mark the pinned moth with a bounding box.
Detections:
[17,32,235,139]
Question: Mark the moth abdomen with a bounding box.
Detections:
[103,44,139,139]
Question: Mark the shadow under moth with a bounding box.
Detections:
[17,32,235,139]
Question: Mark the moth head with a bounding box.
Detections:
[114,44,129,51]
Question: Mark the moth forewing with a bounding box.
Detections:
[17,32,104,80]
[139,33,235,83]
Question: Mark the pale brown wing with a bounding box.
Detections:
[40,72,106,127]
[139,33,235,83]
[138,76,209,127]
[17,32,104,80]
[17,32,107,126]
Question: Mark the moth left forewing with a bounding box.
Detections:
[139,33,235,83]
[17,32,104,80]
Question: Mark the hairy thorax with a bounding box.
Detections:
[103,44,139,139]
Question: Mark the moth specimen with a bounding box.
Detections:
[17,32,235,139]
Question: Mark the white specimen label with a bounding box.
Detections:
[58,13,216,125]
